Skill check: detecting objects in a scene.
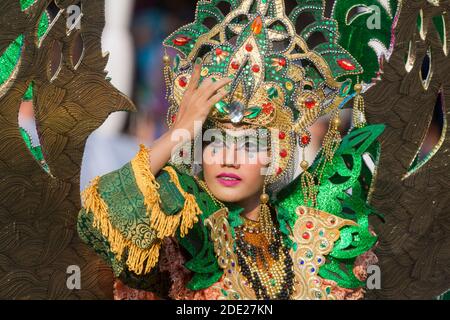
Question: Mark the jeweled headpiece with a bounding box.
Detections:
[162,0,364,189]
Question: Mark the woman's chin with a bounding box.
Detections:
[210,186,248,204]
[214,192,244,204]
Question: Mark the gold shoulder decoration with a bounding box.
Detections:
[290,206,357,300]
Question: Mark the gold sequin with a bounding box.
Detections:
[201,67,209,77]
[285,81,293,91]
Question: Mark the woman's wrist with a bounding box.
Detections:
[148,128,193,175]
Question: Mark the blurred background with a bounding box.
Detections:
[80,0,198,190]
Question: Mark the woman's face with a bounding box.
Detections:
[202,126,271,207]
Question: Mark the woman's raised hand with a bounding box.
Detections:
[148,59,232,176]
[171,59,232,139]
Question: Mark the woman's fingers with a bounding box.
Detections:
[186,60,202,93]
[199,77,232,101]
[207,88,229,106]
[210,78,232,93]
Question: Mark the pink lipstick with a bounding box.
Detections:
[216,172,242,187]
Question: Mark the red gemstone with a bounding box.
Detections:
[215,47,223,55]
[251,16,263,34]
[179,150,184,157]
[262,103,274,115]
[252,64,260,73]
[304,97,317,109]
[272,58,286,68]
[231,61,240,70]
[299,209,305,215]
[178,76,188,88]
[245,43,253,52]
[337,59,356,71]
[223,224,227,232]
[302,232,310,240]
[301,135,310,146]
[276,167,283,175]
[171,114,177,123]
[306,221,314,229]
[279,132,286,140]
[280,149,288,158]
[172,35,191,46]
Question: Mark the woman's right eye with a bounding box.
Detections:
[209,137,224,148]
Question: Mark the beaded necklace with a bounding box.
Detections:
[194,176,294,299]
[235,215,294,300]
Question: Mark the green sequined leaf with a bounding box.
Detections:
[245,106,262,119]
[275,124,385,289]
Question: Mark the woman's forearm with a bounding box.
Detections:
[148,130,185,176]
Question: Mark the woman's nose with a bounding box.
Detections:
[222,143,240,168]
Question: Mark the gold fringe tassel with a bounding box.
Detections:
[353,82,366,128]
[81,176,161,275]
[131,144,182,239]
[300,170,317,207]
[322,112,342,163]
[163,166,203,238]
[131,144,202,239]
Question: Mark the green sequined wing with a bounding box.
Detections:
[275,124,385,288]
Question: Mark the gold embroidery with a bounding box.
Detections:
[290,206,357,300]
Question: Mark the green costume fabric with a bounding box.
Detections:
[77,161,224,291]
[77,124,384,293]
